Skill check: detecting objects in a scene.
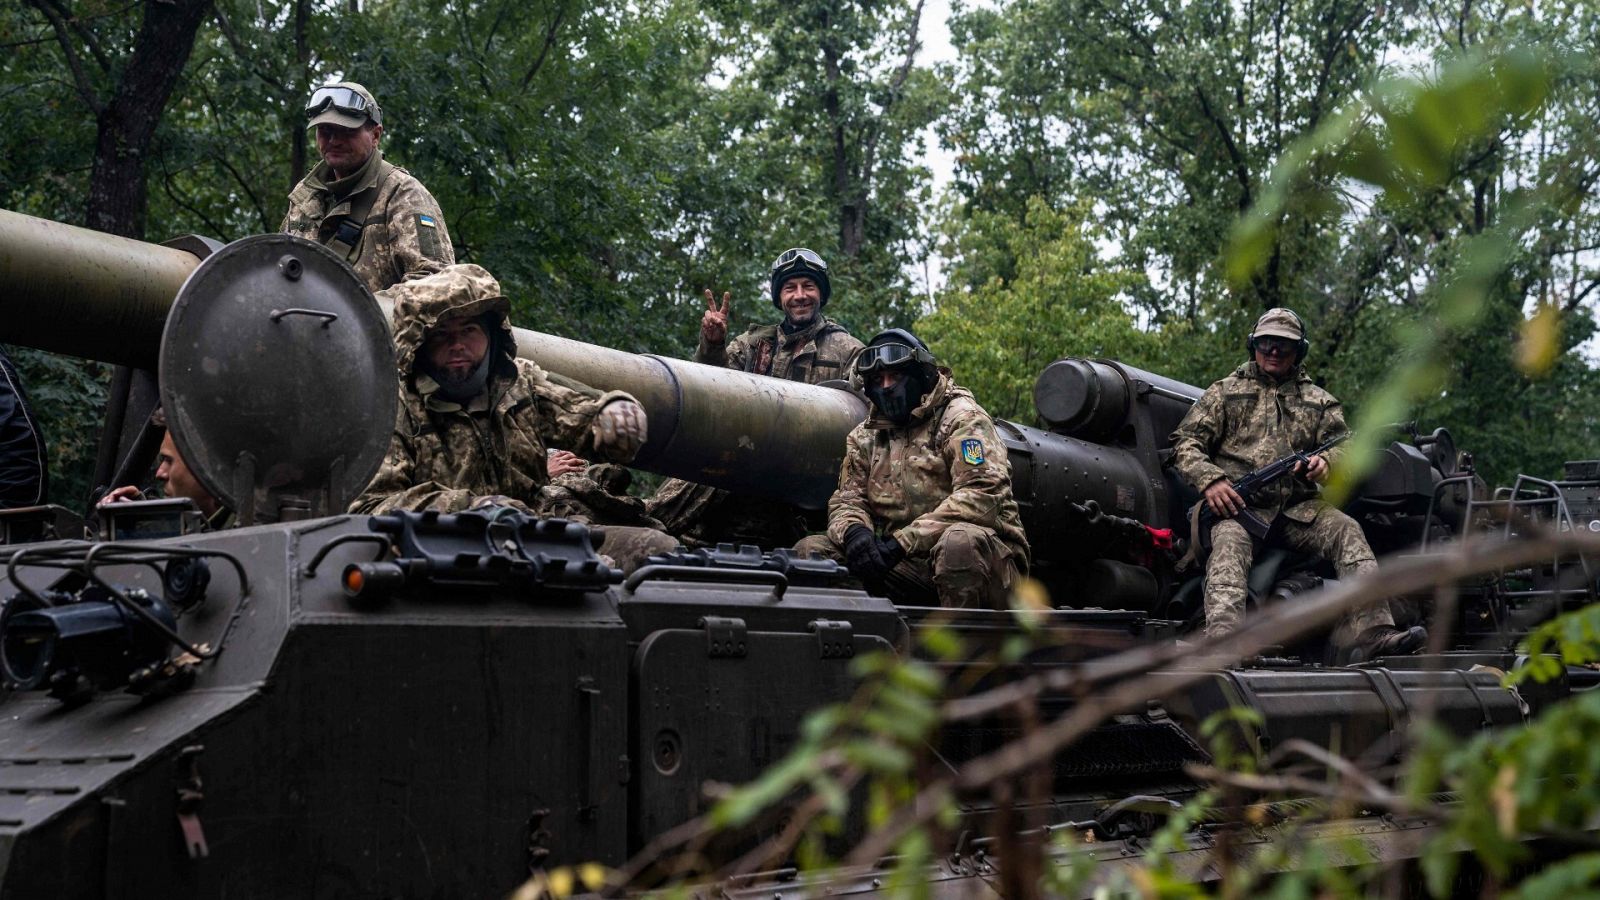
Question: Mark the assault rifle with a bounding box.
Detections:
[1190,432,1350,555]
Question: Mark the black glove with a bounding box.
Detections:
[877,535,905,569]
[843,525,887,582]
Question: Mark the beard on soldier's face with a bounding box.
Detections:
[440,361,476,382]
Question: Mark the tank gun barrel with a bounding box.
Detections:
[0,208,198,369]
[0,208,861,507]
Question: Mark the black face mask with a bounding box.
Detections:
[865,368,931,426]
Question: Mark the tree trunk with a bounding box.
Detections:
[84,0,216,239]
[821,37,860,258]
[291,0,311,193]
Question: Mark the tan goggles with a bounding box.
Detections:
[771,248,828,276]
[305,87,371,119]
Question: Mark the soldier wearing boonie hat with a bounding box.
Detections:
[349,265,678,575]
[281,81,455,295]
[1169,307,1427,663]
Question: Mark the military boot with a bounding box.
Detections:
[1340,625,1428,665]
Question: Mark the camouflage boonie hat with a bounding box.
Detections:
[306,82,381,130]
[380,264,508,376]
[1251,307,1305,341]
[382,264,504,323]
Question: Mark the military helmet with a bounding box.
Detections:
[1247,307,1309,362]
[858,328,938,426]
[769,248,832,310]
[305,82,381,130]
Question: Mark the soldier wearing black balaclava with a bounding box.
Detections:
[795,329,1029,609]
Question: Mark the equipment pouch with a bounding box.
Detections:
[328,219,364,260]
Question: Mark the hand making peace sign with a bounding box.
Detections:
[700,289,731,344]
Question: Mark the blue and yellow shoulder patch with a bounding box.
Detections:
[415,213,446,260]
[960,438,985,465]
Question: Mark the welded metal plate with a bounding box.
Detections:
[159,234,396,516]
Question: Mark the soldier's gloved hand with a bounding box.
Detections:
[592,400,648,459]
[877,535,905,570]
[844,525,887,582]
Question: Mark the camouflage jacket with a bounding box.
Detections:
[696,315,863,384]
[350,266,636,515]
[1169,361,1350,523]
[281,149,455,295]
[826,372,1030,566]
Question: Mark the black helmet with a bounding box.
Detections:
[858,328,938,426]
[769,247,832,310]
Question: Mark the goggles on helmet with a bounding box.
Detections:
[771,247,828,278]
[857,341,934,374]
[305,86,372,120]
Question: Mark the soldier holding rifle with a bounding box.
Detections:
[1170,308,1425,662]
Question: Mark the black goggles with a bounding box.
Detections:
[1251,336,1298,356]
[305,86,372,120]
[857,342,931,374]
[771,247,828,276]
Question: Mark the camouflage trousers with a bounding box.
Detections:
[795,523,1019,609]
[541,466,667,532]
[536,466,677,575]
[590,525,679,576]
[646,478,813,550]
[1203,507,1390,649]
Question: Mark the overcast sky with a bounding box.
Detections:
[913,0,959,301]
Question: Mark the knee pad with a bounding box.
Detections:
[932,524,989,574]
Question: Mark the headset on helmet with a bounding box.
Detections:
[769,248,832,310]
[1246,307,1309,363]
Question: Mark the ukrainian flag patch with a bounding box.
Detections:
[418,214,437,228]
[960,439,985,465]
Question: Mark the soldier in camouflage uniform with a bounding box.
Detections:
[281,83,454,295]
[1169,308,1426,662]
[648,248,864,547]
[795,329,1029,609]
[350,264,677,573]
[99,408,232,531]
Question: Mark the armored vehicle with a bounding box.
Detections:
[0,209,1593,897]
